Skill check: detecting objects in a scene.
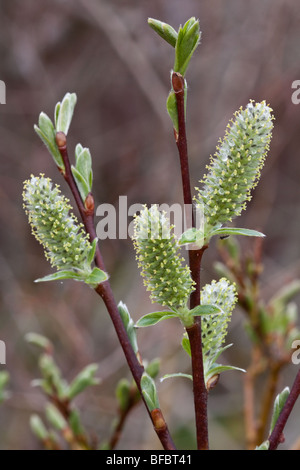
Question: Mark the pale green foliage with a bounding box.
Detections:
[148,17,201,76]
[149,17,200,132]
[0,371,9,404]
[34,92,77,171]
[71,143,93,202]
[54,92,77,136]
[174,17,201,76]
[148,18,178,47]
[118,301,138,354]
[141,372,160,411]
[195,101,274,234]
[133,205,194,310]
[30,415,49,442]
[27,334,98,449]
[269,386,290,434]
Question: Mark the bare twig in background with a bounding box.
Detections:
[69,0,170,129]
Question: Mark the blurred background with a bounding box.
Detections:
[0,0,300,450]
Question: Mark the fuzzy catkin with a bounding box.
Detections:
[201,278,237,360]
[133,205,194,310]
[23,174,92,272]
[195,101,274,231]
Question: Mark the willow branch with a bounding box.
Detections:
[56,132,176,450]
[172,72,209,450]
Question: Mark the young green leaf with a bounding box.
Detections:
[71,166,90,202]
[140,373,160,411]
[67,364,100,400]
[71,144,93,201]
[136,311,178,328]
[0,371,9,404]
[35,270,86,283]
[75,145,92,183]
[45,403,67,431]
[118,302,138,354]
[54,101,61,128]
[209,227,266,239]
[166,90,179,133]
[189,304,222,317]
[87,238,98,265]
[181,335,191,356]
[160,373,192,383]
[178,227,205,248]
[174,18,201,76]
[38,354,68,400]
[205,364,245,385]
[55,92,77,135]
[148,18,178,47]
[145,358,160,380]
[30,415,49,442]
[69,409,86,438]
[25,333,53,353]
[269,386,290,434]
[84,267,108,288]
[116,378,131,412]
[34,113,64,170]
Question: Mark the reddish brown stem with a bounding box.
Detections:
[172,72,209,450]
[268,368,300,450]
[56,132,176,451]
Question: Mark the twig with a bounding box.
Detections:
[172,72,209,450]
[243,349,261,449]
[108,384,139,449]
[257,362,281,446]
[56,132,176,450]
[268,368,300,450]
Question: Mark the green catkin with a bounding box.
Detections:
[201,278,237,363]
[23,174,92,273]
[195,101,274,232]
[133,205,194,310]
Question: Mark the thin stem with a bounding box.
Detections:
[257,362,281,446]
[268,368,300,450]
[186,321,209,450]
[243,348,266,449]
[108,385,139,449]
[56,132,176,450]
[171,73,193,225]
[172,72,209,450]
